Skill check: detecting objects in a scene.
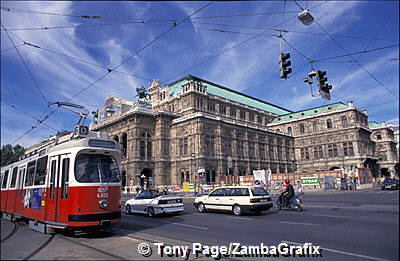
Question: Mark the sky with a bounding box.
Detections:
[1,1,399,148]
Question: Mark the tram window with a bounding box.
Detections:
[61,158,70,199]
[10,167,18,188]
[18,169,24,197]
[34,156,48,186]
[75,154,120,183]
[2,170,10,189]
[25,160,36,187]
[49,160,56,199]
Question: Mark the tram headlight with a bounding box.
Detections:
[99,200,108,209]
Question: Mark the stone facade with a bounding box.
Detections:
[370,123,399,176]
[90,75,398,187]
[91,76,295,187]
[268,101,378,175]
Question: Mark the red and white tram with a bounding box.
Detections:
[0,125,122,233]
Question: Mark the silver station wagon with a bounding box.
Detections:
[125,190,184,217]
[194,186,273,216]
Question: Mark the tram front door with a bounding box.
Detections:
[45,154,70,224]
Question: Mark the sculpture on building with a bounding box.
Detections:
[136,86,150,104]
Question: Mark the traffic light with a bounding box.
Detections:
[279,53,292,79]
[316,70,328,88]
[316,70,332,100]
[304,71,316,84]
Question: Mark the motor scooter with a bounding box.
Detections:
[275,192,303,211]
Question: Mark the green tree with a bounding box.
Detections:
[1,144,25,167]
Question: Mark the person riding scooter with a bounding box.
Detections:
[280,179,295,207]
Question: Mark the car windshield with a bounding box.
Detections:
[75,154,120,183]
[251,187,269,196]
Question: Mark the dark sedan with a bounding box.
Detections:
[381,178,399,190]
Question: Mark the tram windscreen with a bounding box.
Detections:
[75,154,120,183]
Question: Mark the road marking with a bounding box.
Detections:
[163,222,208,231]
[314,214,350,218]
[276,211,351,219]
[282,241,390,261]
[227,216,253,221]
[281,221,319,226]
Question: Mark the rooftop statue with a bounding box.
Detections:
[136,86,151,104]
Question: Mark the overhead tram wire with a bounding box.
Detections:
[1,42,25,52]
[319,58,399,63]
[310,44,399,63]
[2,20,396,43]
[335,15,394,91]
[0,6,176,23]
[280,36,312,62]
[188,22,396,42]
[1,24,48,105]
[4,102,60,132]
[362,100,399,109]
[68,1,214,101]
[190,11,298,20]
[1,21,262,37]
[162,13,300,87]
[6,31,153,82]
[0,21,149,31]
[8,2,214,145]
[313,20,399,99]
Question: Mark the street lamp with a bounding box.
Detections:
[191,152,196,195]
[298,9,314,26]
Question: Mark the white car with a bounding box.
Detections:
[125,190,184,217]
[194,186,273,216]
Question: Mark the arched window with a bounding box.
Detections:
[341,116,348,127]
[299,123,305,134]
[327,119,333,129]
[287,127,292,135]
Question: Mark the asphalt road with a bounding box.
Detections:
[121,188,399,261]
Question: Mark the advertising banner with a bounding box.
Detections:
[301,177,319,186]
[183,182,190,192]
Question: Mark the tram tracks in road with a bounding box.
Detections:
[1,221,19,243]
[23,234,55,260]
[59,234,129,260]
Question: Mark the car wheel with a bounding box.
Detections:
[147,207,155,217]
[125,205,131,214]
[233,204,242,216]
[197,202,206,213]
[381,187,385,190]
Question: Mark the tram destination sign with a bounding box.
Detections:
[88,139,115,149]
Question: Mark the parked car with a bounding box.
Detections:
[194,186,273,216]
[381,179,400,190]
[125,190,184,217]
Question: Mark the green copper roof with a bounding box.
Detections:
[368,121,380,128]
[167,75,291,115]
[271,102,348,123]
